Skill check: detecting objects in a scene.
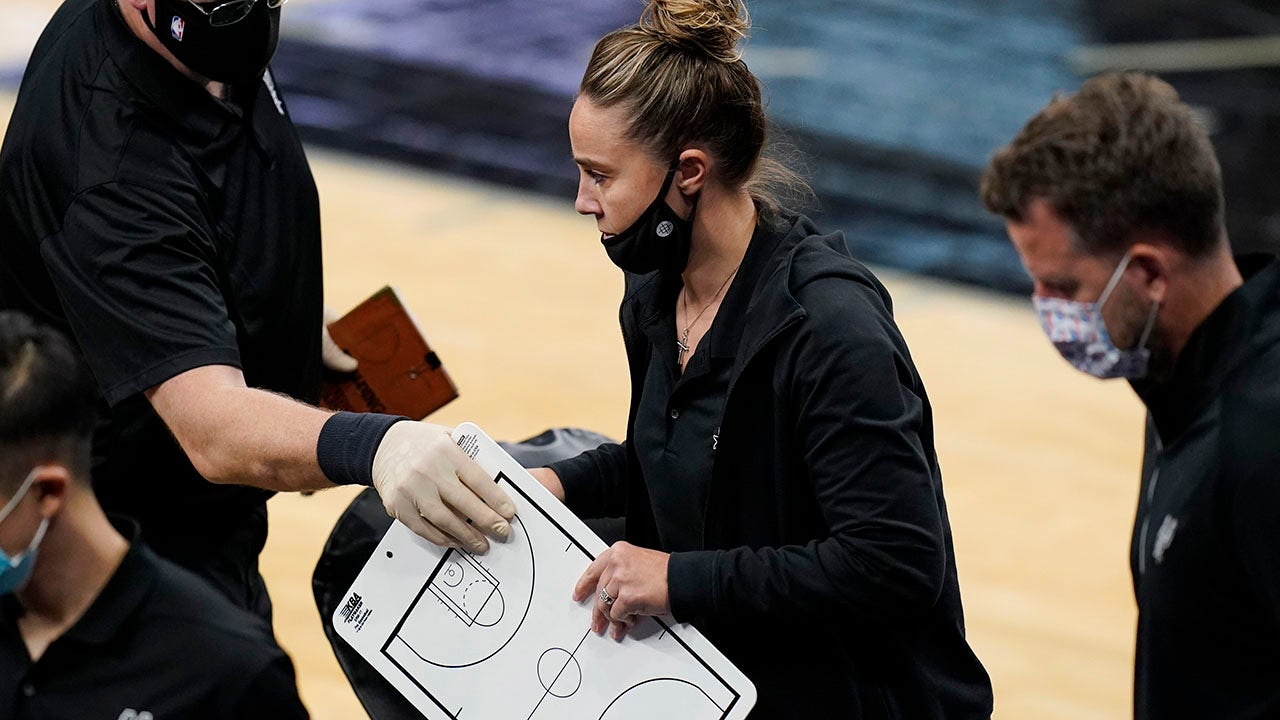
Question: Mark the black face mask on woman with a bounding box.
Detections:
[144,0,281,84]
[601,168,697,276]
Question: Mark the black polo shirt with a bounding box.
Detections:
[632,222,776,552]
[0,0,324,602]
[0,518,310,720]
[1128,257,1280,719]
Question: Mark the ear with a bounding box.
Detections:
[28,466,70,522]
[673,149,710,197]
[1127,242,1171,304]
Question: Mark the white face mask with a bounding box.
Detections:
[1033,251,1160,380]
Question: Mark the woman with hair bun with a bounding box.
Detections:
[530,1,993,716]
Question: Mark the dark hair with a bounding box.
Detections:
[980,72,1226,258]
[580,0,810,218]
[0,312,97,491]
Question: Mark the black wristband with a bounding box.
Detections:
[317,412,408,487]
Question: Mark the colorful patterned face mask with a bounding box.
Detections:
[1033,251,1160,380]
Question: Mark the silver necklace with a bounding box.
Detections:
[677,265,740,365]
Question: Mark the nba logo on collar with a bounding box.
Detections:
[170,16,185,41]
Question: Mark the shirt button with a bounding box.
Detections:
[670,409,680,420]
[22,683,34,697]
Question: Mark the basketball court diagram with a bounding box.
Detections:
[383,509,534,672]
[334,424,756,720]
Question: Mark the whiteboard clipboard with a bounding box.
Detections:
[333,423,757,719]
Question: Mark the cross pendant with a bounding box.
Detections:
[676,330,690,365]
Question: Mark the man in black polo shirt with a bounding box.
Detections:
[0,311,309,719]
[0,0,517,620]
[982,73,1280,718]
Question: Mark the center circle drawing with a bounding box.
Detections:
[537,648,582,698]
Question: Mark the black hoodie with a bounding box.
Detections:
[551,214,993,719]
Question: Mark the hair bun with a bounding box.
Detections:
[642,0,750,63]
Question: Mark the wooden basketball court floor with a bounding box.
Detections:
[1,6,1146,716]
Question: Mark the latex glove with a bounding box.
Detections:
[322,306,359,373]
[372,421,517,553]
[572,541,671,641]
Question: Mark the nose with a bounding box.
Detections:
[1032,281,1068,301]
[575,176,600,217]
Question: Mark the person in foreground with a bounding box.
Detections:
[0,0,515,621]
[0,311,309,719]
[526,1,994,716]
[982,72,1280,719]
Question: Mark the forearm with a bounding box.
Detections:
[191,386,333,491]
[668,531,945,627]
[150,366,517,550]
[148,365,334,492]
[527,467,566,501]
[546,442,629,518]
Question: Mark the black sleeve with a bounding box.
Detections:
[227,655,311,720]
[39,181,240,406]
[668,276,947,628]
[546,442,629,519]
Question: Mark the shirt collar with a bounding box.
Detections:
[97,0,237,145]
[637,214,787,363]
[1134,254,1280,444]
[706,216,786,360]
[57,516,157,647]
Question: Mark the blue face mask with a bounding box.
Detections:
[1033,251,1161,380]
[0,469,50,595]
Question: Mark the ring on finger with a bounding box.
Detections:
[598,587,615,606]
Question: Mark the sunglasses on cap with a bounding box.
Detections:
[179,0,287,28]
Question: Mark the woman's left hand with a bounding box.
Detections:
[572,541,670,640]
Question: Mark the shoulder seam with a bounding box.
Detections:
[41,179,193,248]
[73,54,114,190]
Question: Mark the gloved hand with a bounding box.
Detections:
[372,421,517,553]
[322,305,359,373]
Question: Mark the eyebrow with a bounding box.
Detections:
[572,156,611,171]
